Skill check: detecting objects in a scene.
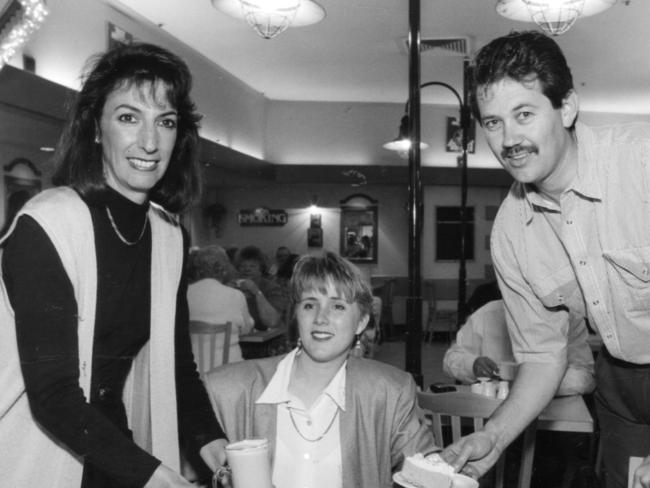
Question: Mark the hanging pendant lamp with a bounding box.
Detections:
[211,0,325,40]
[496,0,617,35]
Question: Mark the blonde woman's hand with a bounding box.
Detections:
[200,438,229,472]
[633,455,650,488]
[143,464,194,488]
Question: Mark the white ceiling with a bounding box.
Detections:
[107,0,649,114]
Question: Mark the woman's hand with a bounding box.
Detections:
[200,438,229,472]
[235,278,260,296]
[143,464,194,488]
[633,455,650,488]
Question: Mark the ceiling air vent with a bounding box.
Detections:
[401,36,472,56]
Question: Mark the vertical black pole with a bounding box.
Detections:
[457,57,471,330]
[405,0,423,386]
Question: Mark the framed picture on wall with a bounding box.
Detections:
[445,116,476,153]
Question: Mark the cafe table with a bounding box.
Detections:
[430,384,594,488]
[239,328,288,359]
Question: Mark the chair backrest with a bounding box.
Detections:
[417,390,501,446]
[423,280,436,310]
[188,320,232,375]
[417,390,538,488]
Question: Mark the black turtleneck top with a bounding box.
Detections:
[1,187,224,487]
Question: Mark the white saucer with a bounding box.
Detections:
[393,470,479,488]
[392,472,422,488]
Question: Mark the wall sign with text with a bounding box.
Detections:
[237,207,288,226]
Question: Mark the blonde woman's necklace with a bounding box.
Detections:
[288,407,339,443]
[105,207,148,246]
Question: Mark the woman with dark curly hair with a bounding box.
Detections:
[233,245,289,330]
[0,42,227,487]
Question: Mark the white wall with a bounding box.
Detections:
[10,0,650,171]
[11,0,267,159]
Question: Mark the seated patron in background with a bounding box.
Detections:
[443,300,595,396]
[464,279,501,315]
[187,245,255,364]
[268,245,292,277]
[0,42,227,487]
[205,252,438,487]
[233,245,288,330]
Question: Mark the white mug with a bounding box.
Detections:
[225,438,273,488]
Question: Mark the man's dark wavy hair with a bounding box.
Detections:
[471,30,574,122]
[52,42,202,213]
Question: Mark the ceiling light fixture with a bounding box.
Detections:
[211,0,325,40]
[496,0,617,36]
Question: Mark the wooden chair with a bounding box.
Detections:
[417,390,538,488]
[377,278,396,341]
[359,295,382,357]
[188,320,232,375]
[423,280,437,343]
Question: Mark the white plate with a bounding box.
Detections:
[393,471,479,488]
[393,472,423,488]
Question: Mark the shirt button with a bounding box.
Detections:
[566,220,573,225]
[592,300,599,306]
[579,260,586,266]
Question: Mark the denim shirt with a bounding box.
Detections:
[492,122,650,365]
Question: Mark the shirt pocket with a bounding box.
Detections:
[603,246,650,312]
[529,264,581,311]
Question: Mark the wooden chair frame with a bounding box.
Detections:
[188,320,232,374]
[417,390,538,488]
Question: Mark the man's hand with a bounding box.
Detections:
[633,455,650,488]
[200,438,229,472]
[440,430,502,479]
[473,356,499,379]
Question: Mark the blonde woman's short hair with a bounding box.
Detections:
[290,251,373,318]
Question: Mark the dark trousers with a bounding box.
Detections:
[595,348,650,488]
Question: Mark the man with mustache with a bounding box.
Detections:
[442,31,650,488]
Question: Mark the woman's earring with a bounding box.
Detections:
[351,334,364,358]
[94,134,101,144]
[296,337,302,356]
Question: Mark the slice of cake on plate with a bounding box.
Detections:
[399,453,455,488]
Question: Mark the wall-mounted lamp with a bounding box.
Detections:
[382,115,429,159]
[307,195,323,247]
[383,80,469,160]
[308,195,319,213]
[384,59,473,326]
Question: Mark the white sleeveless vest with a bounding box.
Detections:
[0,187,183,487]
